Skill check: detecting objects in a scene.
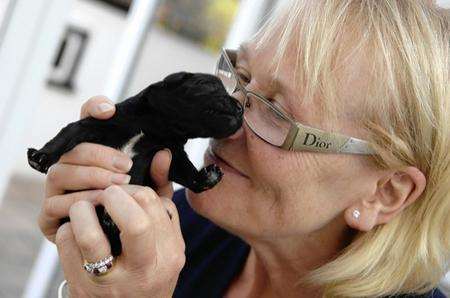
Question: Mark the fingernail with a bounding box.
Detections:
[113,156,133,172]
[97,103,114,114]
[111,173,131,184]
[163,148,172,158]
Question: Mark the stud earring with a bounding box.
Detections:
[352,209,360,219]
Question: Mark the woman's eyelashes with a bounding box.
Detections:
[236,67,251,86]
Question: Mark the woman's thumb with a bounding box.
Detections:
[150,149,174,198]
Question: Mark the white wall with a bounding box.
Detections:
[436,0,450,8]
[0,0,76,199]
[13,0,126,180]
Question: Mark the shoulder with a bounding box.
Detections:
[387,288,447,297]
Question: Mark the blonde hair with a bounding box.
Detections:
[251,1,449,297]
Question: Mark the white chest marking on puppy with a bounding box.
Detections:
[120,131,144,159]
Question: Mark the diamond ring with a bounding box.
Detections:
[83,255,114,276]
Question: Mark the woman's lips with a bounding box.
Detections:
[206,147,249,179]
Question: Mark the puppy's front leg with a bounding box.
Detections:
[28,115,138,174]
[168,148,223,193]
[27,122,86,173]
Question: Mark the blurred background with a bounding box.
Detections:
[0,0,449,297]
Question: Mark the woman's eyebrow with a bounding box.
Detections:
[237,44,289,93]
[271,76,288,94]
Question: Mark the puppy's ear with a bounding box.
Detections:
[163,72,194,88]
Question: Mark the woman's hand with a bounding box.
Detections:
[56,184,185,297]
[37,95,174,243]
[36,95,181,296]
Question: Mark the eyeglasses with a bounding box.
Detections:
[215,48,375,155]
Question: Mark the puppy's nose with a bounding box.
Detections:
[235,101,243,116]
[227,127,244,140]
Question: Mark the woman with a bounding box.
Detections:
[39,0,449,297]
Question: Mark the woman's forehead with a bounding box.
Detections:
[238,42,297,96]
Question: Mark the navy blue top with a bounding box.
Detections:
[171,189,446,298]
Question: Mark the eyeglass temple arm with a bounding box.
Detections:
[281,123,375,155]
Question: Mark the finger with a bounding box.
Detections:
[45,164,131,197]
[55,223,85,282]
[131,187,183,266]
[160,196,184,250]
[98,185,156,267]
[114,184,149,196]
[43,189,103,219]
[69,201,111,263]
[105,184,176,229]
[150,149,174,198]
[39,189,103,242]
[132,187,175,235]
[103,184,176,229]
[58,143,133,174]
[80,96,115,120]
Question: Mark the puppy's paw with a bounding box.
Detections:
[203,164,223,183]
[192,164,223,193]
[27,148,52,174]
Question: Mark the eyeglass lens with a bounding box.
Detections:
[244,94,290,146]
[216,51,290,147]
[216,54,238,95]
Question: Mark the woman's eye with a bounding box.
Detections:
[236,70,250,86]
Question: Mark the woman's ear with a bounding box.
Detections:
[345,167,426,231]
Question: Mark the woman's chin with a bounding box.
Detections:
[185,148,252,223]
[185,183,223,215]
[186,183,257,239]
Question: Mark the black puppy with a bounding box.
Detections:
[27,72,243,256]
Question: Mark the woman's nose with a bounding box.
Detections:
[235,101,243,116]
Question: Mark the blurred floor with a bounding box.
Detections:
[0,174,64,298]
